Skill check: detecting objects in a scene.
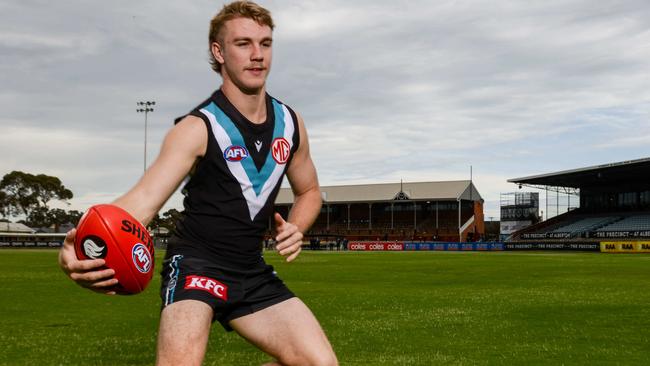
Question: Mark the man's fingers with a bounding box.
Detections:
[275,227,295,243]
[278,234,303,255]
[276,231,303,251]
[274,212,286,227]
[63,229,77,246]
[66,258,107,273]
[276,222,300,243]
[286,247,301,262]
[69,267,115,283]
[89,287,117,296]
[59,227,118,295]
[89,277,119,289]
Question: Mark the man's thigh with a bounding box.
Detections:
[229,297,338,366]
[156,300,213,366]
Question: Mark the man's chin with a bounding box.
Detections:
[239,82,266,95]
[223,72,267,95]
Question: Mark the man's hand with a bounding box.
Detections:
[274,213,303,262]
[58,229,119,295]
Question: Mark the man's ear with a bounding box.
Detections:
[211,42,224,65]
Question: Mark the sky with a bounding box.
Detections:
[1,0,649,220]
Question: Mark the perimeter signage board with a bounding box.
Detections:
[600,241,650,253]
[504,242,600,251]
[593,231,650,239]
[521,232,571,239]
[348,242,504,251]
[348,242,405,251]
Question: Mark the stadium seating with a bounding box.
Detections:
[596,214,650,232]
[550,216,621,237]
[511,211,650,241]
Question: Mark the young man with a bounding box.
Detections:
[58,2,338,365]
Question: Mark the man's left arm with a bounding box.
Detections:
[274,113,322,262]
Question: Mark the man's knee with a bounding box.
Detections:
[278,349,338,366]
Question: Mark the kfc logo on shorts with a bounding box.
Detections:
[224,145,249,162]
[271,138,290,164]
[184,275,228,301]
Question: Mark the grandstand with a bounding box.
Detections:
[274,180,484,242]
[507,157,650,243]
[0,222,66,248]
[0,222,35,234]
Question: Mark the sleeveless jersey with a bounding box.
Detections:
[170,89,300,267]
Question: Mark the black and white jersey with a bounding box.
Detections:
[170,89,299,267]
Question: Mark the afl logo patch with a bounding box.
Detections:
[82,235,107,259]
[223,145,249,162]
[132,243,152,274]
[271,138,290,164]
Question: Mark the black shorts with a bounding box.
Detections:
[159,255,295,331]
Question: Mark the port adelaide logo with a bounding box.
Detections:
[131,243,152,274]
[82,235,107,259]
[223,145,249,162]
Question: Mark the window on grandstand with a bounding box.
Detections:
[641,191,650,206]
[320,206,336,213]
[618,192,637,207]
[437,202,458,210]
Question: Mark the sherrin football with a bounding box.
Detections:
[74,204,155,295]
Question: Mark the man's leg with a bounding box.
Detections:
[156,300,213,366]
[229,297,338,366]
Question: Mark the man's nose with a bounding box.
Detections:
[251,44,263,61]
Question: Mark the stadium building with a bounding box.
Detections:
[275,180,484,242]
[506,157,650,246]
[0,222,64,248]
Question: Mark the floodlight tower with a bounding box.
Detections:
[136,101,155,172]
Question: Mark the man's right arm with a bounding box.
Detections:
[111,116,207,225]
[58,116,207,294]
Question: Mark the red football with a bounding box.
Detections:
[74,204,155,295]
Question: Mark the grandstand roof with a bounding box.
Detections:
[508,157,650,188]
[276,180,483,204]
[0,222,35,233]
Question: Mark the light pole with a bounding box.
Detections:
[136,101,155,172]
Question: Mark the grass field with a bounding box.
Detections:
[1,249,649,365]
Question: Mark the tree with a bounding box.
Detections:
[22,208,84,232]
[34,208,68,232]
[161,208,182,231]
[148,208,182,233]
[22,206,50,228]
[0,171,73,221]
[0,190,7,218]
[66,210,83,226]
[148,212,163,230]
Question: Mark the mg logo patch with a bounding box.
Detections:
[271,138,290,164]
[184,275,228,301]
[224,145,249,162]
[132,243,152,273]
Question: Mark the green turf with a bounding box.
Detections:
[0,249,649,365]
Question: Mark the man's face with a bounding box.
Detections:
[214,17,273,94]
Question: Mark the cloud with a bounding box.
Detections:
[1,0,649,220]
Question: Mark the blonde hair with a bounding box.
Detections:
[209,1,275,74]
